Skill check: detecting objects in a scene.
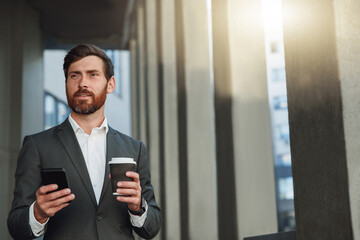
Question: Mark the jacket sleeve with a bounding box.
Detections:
[7,136,43,240]
[132,141,162,239]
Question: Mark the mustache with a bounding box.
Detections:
[73,88,94,97]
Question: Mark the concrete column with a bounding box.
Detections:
[160,0,181,239]
[0,1,43,239]
[334,1,360,239]
[181,0,218,239]
[282,0,352,239]
[174,0,189,238]
[144,0,161,219]
[136,1,148,145]
[130,39,140,139]
[227,0,278,239]
[21,3,44,138]
[211,0,237,238]
[0,1,20,239]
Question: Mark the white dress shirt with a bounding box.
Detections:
[29,115,147,237]
[69,114,107,203]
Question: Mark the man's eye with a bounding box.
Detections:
[70,74,80,79]
[91,73,98,77]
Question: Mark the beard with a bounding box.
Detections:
[66,85,107,114]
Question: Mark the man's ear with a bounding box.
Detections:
[107,76,115,94]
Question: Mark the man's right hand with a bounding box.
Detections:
[34,184,75,223]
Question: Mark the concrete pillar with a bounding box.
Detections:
[173,0,189,238]
[21,3,44,138]
[282,0,352,239]
[160,0,181,239]
[181,0,218,239]
[136,1,148,145]
[211,0,238,239]
[134,3,163,240]
[130,39,140,139]
[0,1,20,239]
[0,1,43,239]
[334,1,360,239]
[144,0,161,223]
[227,0,278,239]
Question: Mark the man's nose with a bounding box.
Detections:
[79,75,89,88]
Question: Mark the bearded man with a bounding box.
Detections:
[7,44,162,240]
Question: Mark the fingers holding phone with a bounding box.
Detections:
[34,168,75,223]
[34,184,75,223]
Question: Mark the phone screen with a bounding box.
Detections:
[41,168,70,191]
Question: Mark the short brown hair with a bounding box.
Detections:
[63,44,114,81]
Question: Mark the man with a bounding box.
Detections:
[7,44,162,240]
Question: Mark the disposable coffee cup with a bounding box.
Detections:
[109,157,137,196]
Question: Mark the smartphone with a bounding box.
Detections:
[41,168,70,192]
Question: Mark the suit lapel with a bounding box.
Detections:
[99,127,118,204]
[56,119,97,207]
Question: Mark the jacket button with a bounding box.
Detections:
[97,215,103,221]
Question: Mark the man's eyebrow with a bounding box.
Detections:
[68,70,101,75]
[68,70,81,75]
[86,70,101,73]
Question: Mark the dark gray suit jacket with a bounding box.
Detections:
[7,119,161,240]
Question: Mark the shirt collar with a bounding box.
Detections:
[68,114,109,135]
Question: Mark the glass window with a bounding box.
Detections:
[58,101,70,124]
[271,41,281,53]
[105,50,114,63]
[44,92,70,129]
[273,95,288,110]
[278,177,294,200]
[279,210,296,232]
[263,0,295,232]
[271,68,286,82]
[44,94,56,130]
[276,153,291,166]
[105,49,122,97]
[275,124,290,144]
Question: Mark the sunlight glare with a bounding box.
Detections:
[262,0,284,34]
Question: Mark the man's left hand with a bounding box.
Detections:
[116,171,142,212]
